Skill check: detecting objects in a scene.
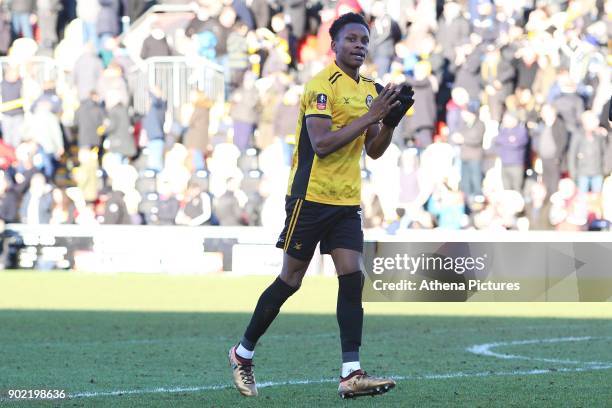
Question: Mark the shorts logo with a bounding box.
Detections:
[365,95,373,108]
[316,93,327,110]
[293,242,302,250]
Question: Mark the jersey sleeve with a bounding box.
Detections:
[303,77,334,119]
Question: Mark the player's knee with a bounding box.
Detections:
[278,270,304,290]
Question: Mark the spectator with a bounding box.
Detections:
[73,43,105,101]
[456,106,485,202]
[495,112,529,192]
[231,0,256,31]
[515,45,539,91]
[214,176,245,226]
[435,1,469,73]
[532,54,557,106]
[49,187,75,224]
[31,80,62,115]
[568,111,607,194]
[250,0,272,30]
[229,72,260,152]
[175,182,212,226]
[1,66,25,148]
[74,91,105,149]
[96,62,129,108]
[72,147,99,203]
[0,3,11,55]
[280,0,306,39]
[11,142,38,197]
[104,90,136,164]
[141,88,167,172]
[100,188,132,224]
[9,0,34,39]
[77,0,101,48]
[24,100,64,181]
[368,1,401,77]
[534,104,569,198]
[0,171,19,224]
[140,21,173,59]
[494,44,518,121]
[426,181,465,229]
[454,35,483,104]
[36,0,63,53]
[241,173,264,226]
[552,73,584,137]
[144,174,180,225]
[97,0,121,46]
[524,180,552,230]
[0,171,18,268]
[19,172,52,224]
[406,61,437,150]
[273,84,301,164]
[481,45,502,120]
[226,21,249,92]
[183,91,213,172]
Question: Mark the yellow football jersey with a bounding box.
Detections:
[286,61,377,205]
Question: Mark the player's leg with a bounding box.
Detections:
[229,197,322,397]
[228,254,310,397]
[332,248,364,377]
[239,253,309,354]
[323,207,396,398]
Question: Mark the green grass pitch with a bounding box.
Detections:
[0,272,611,407]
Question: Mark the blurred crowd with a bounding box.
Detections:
[0,0,610,232]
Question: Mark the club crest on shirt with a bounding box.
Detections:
[365,94,373,108]
[316,93,327,110]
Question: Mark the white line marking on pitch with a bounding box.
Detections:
[467,336,612,366]
[2,336,610,402]
[62,364,612,399]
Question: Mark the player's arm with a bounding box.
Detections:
[365,83,415,159]
[306,84,400,158]
[364,123,394,159]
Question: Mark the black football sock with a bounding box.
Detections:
[241,276,299,350]
[337,271,364,363]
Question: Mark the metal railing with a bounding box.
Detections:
[0,56,62,85]
[132,57,225,121]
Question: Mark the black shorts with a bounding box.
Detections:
[276,196,364,261]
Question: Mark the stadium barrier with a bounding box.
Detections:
[3,224,611,277]
[0,56,62,85]
[132,57,225,121]
[0,56,64,110]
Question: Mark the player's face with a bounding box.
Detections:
[333,23,370,69]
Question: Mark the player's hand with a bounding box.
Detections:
[377,84,415,128]
[368,83,401,124]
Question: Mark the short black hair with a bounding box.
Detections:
[328,12,369,41]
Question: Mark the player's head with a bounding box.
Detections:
[329,12,370,69]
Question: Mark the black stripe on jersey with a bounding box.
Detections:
[291,113,316,197]
[360,76,374,82]
[328,72,341,82]
[330,74,342,84]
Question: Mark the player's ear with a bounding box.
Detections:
[331,39,336,54]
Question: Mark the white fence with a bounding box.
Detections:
[131,57,225,120]
[4,224,610,275]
